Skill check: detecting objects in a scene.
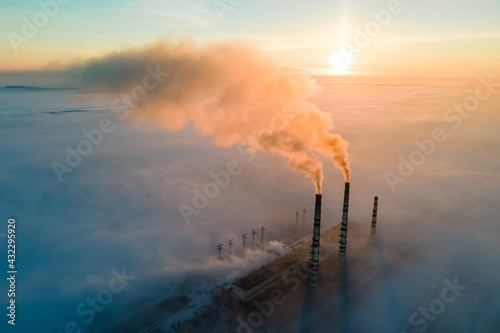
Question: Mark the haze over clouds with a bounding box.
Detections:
[1,0,500,331]
[1,70,500,332]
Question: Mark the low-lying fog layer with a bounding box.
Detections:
[1,72,499,332]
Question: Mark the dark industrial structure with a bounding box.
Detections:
[339,182,351,257]
[371,196,379,232]
[308,194,322,287]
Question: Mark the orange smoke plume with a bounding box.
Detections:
[74,38,351,192]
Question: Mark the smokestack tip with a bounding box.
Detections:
[344,182,350,196]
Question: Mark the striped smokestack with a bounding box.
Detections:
[371,196,379,231]
[309,194,322,288]
[339,182,350,256]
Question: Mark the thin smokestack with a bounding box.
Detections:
[309,194,322,288]
[339,182,350,256]
[371,196,378,231]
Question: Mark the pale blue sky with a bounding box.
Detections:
[1,0,499,73]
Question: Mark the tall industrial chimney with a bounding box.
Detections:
[371,196,378,232]
[369,196,378,245]
[309,194,322,288]
[339,182,350,256]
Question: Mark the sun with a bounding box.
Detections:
[329,50,353,74]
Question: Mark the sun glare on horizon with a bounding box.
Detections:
[329,50,353,74]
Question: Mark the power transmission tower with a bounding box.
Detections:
[241,233,247,249]
[216,244,223,259]
[302,208,307,232]
[296,211,299,232]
